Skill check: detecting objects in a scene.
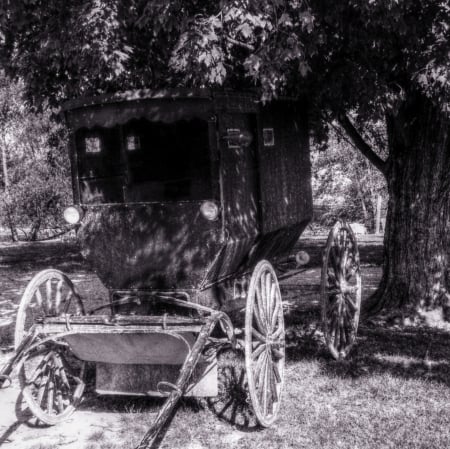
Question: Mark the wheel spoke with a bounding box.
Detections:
[252,327,266,343]
[36,369,49,406]
[271,324,284,342]
[254,351,267,389]
[334,321,341,350]
[55,388,65,413]
[54,354,71,390]
[326,297,339,318]
[267,280,276,332]
[260,354,269,416]
[327,288,340,296]
[339,320,347,348]
[344,294,357,311]
[265,362,272,415]
[55,280,64,315]
[330,248,340,277]
[252,342,266,360]
[327,267,337,286]
[45,279,53,314]
[265,273,272,328]
[253,301,267,334]
[271,346,284,361]
[47,370,55,415]
[341,245,349,276]
[255,285,268,332]
[63,290,73,313]
[34,288,43,307]
[59,352,84,385]
[28,352,53,385]
[272,359,281,384]
[259,276,268,325]
[268,358,278,407]
[269,297,279,332]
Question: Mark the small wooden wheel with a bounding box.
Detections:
[245,260,285,427]
[15,269,85,348]
[15,269,86,424]
[321,221,361,360]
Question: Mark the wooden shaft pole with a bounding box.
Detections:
[0,327,38,387]
[135,312,221,449]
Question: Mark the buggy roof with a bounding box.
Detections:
[62,88,299,130]
[61,88,262,111]
[62,89,268,130]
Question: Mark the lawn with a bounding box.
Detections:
[1,237,450,449]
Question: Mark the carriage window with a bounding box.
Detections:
[124,118,213,202]
[85,136,102,153]
[263,128,275,146]
[226,129,241,149]
[126,135,140,151]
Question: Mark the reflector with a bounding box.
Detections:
[63,206,82,225]
[200,201,219,221]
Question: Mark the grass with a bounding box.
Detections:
[2,239,450,448]
[4,309,450,449]
[70,312,450,449]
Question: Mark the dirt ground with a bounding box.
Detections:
[0,234,383,449]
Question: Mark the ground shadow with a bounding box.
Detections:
[0,241,85,274]
[207,348,258,432]
[0,391,35,446]
[285,306,450,389]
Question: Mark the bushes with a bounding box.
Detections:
[311,122,387,233]
[0,78,71,241]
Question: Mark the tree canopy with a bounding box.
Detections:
[1,0,449,316]
[1,1,449,115]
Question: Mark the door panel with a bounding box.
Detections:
[218,113,260,240]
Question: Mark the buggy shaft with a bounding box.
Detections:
[135,311,223,449]
[0,328,38,388]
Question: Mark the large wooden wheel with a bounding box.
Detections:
[321,221,362,360]
[15,269,86,424]
[245,260,285,428]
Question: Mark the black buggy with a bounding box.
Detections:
[1,89,362,447]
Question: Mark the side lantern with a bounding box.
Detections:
[63,206,84,225]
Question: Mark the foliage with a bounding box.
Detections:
[0,77,70,241]
[312,120,388,230]
[0,1,448,120]
[1,0,449,312]
[0,1,447,114]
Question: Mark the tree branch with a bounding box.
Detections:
[225,36,255,51]
[337,114,387,177]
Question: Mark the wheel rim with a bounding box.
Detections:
[321,221,361,360]
[245,260,285,427]
[15,269,86,424]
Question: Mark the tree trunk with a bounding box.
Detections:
[364,92,450,319]
[375,194,382,234]
[5,208,18,242]
[354,177,369,222]
[1,143,8,190]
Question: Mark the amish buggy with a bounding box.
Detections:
[0,89,362,447]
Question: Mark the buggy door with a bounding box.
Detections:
[218,113,260,239]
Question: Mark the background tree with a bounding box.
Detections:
[0,76,70,241]
[312,120,387,232]
[0,0,449,318]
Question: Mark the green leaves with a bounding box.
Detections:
[0,0,448,116]
[0,75,71,240]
